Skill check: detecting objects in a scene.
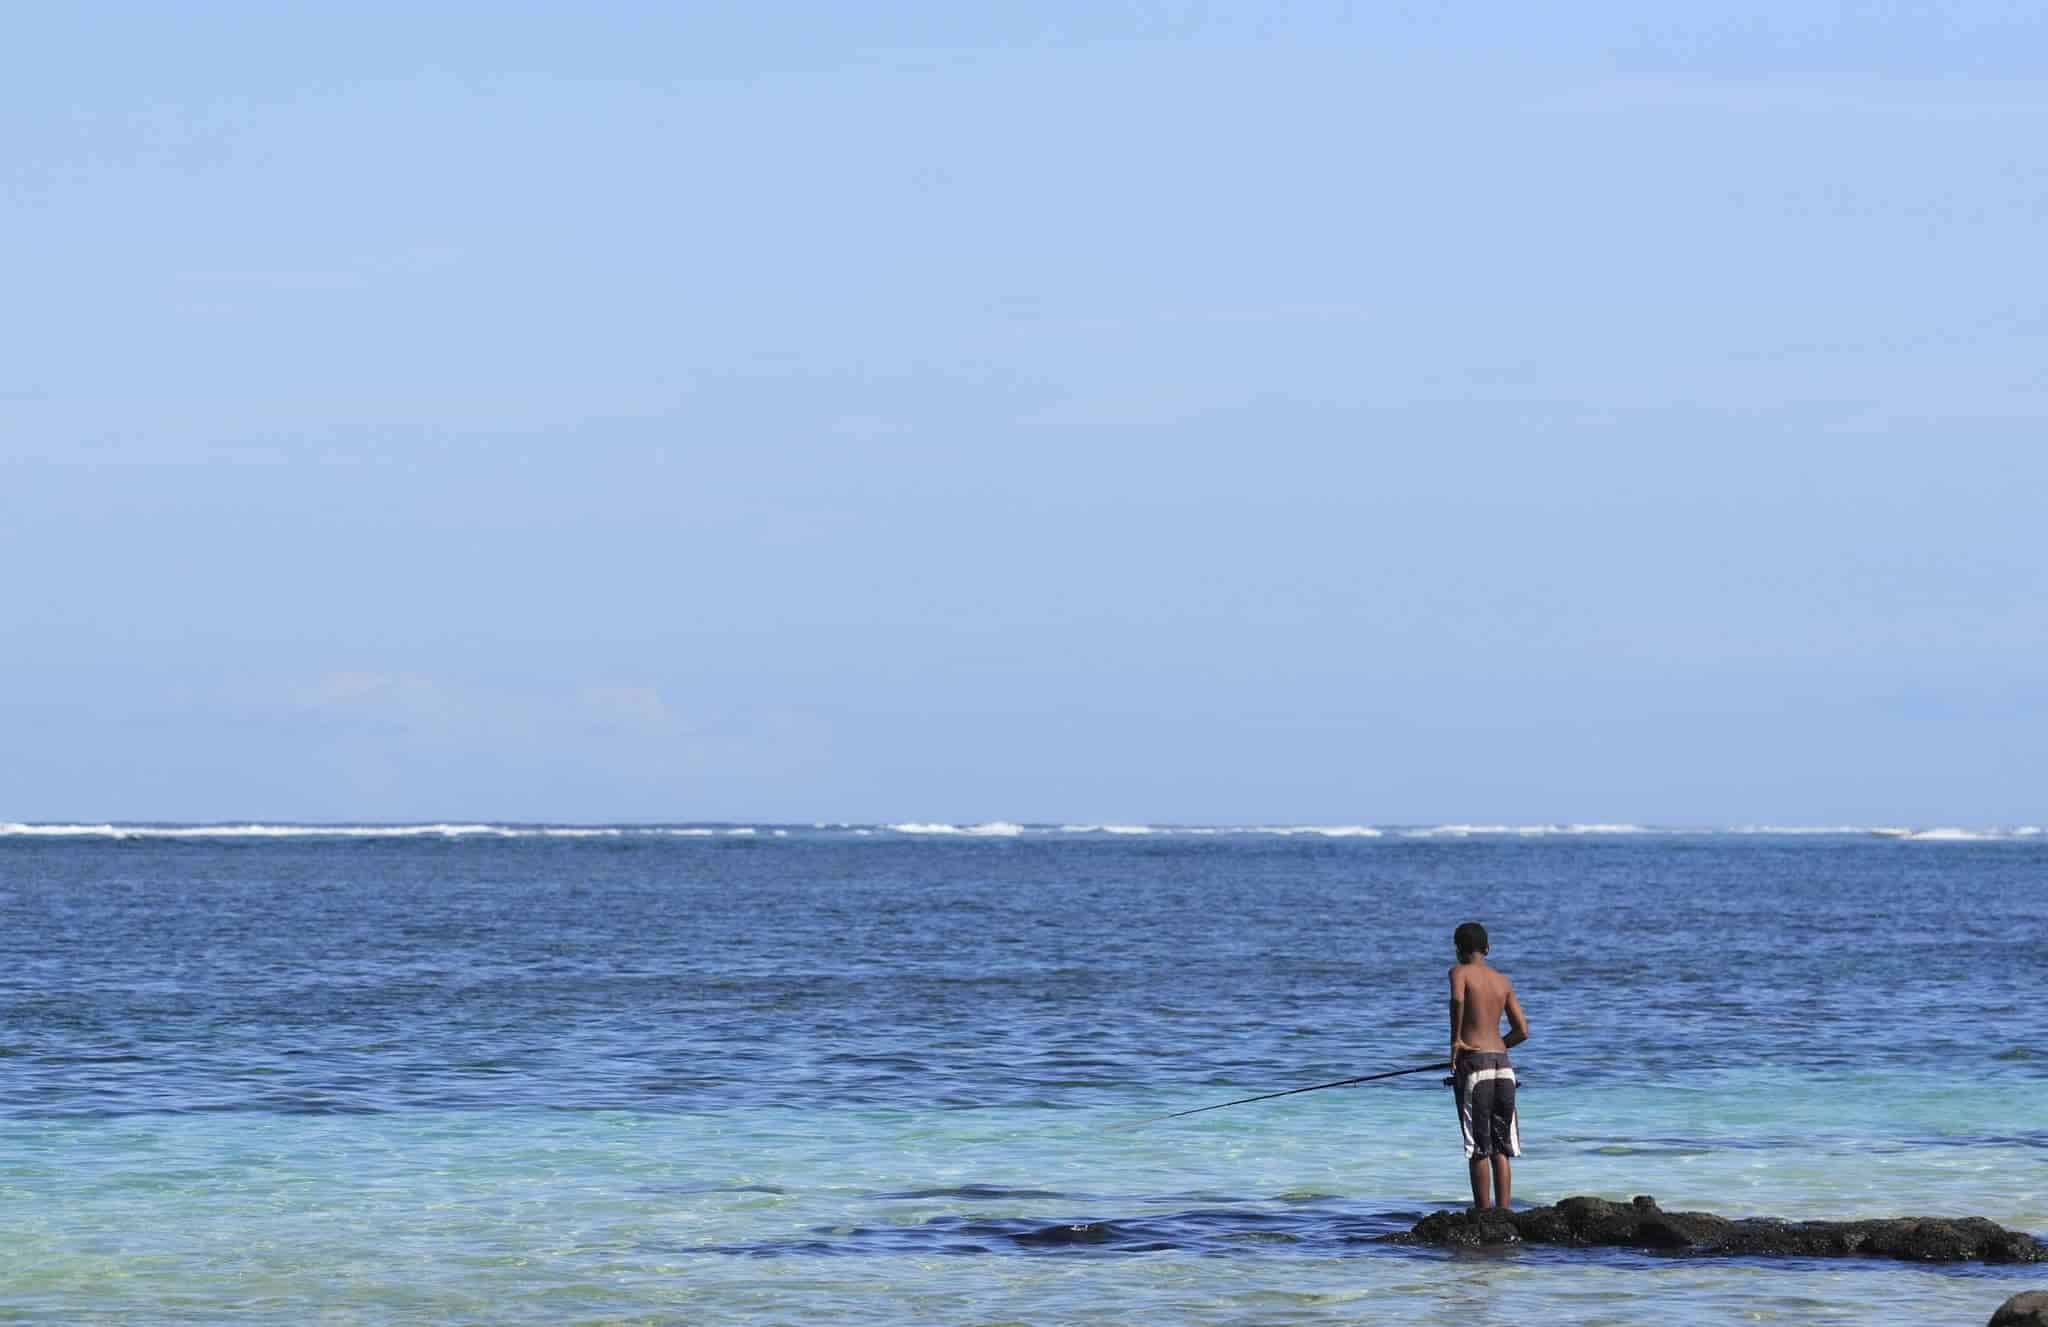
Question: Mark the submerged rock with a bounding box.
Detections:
[1014,1221,1115,1246]
[1387,1195,2046,1264]
[1990,1291,2048,1326]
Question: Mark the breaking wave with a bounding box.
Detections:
[1244,825,1384,838]
[0,823,769,840]
[886,822,1027,837]
[1398,824,1651,838]
[4,822,2038,843]
[1054,825,1383,837]
[1731,825,1880,836]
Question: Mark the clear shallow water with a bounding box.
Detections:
[3,828,2043,1324]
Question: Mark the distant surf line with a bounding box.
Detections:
[3,822,2041,841]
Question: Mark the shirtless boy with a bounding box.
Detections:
[1449,921,1528,1210]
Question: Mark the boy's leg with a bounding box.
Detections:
[1488,1063,1518,1208]
[1467,1156,1491,1210]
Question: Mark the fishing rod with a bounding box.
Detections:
[1111,1060,1453,1130]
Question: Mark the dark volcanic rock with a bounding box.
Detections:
[1387,1195,2047,1265]
[1990,1291,2048,1326]
[1409,1206,1522,1248]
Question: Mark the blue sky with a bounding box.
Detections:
[4,2,2044,824]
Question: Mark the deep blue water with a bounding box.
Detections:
[7,828,2042,1118]
[3,826,2043,1324]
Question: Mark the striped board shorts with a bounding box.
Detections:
[1452,1051,1521,1160]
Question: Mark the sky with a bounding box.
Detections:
[3,2,2045,825]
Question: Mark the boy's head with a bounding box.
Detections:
[1454,921,1489,960]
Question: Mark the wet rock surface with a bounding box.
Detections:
[1388,1195,2047,1264]
[1990,1290,2048,1326]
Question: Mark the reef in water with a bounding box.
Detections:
[1383,1195,2046,1264]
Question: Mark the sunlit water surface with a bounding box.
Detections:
[3,827,2042,1323]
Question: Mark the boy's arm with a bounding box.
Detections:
[1503,982,1529,1050]
[1448,966,1472,1066]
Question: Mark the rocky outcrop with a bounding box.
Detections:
[1386,1195,2046,1264]
[1990,1291,2048,1326]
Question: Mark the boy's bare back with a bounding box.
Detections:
[1449,961,1525,1055]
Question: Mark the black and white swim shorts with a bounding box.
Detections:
[1452,1051,1521,1160]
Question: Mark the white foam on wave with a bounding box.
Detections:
[1247,825,1384,838]
[1402,823,1650,837]
[11,820,2030,844]
[0,822,531,839]
[1047,824,1385,838]
[1733,825,1879,835]
[1866,826,2046,842]
[0,822,781,841]
[1738,825,2043,841]
[1879,826,2046,841]
[1,822,125,837]
[1402,824,1538,838]
[886,822,1026,837]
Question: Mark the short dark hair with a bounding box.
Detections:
[1454,921,1489,957]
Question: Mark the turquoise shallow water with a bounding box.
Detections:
[2,827,2043,1322]
[10,1083,2042,1324]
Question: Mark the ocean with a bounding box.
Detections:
[3,823,2042,1324]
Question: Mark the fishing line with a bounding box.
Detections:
[1110,1060,1452,1130]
